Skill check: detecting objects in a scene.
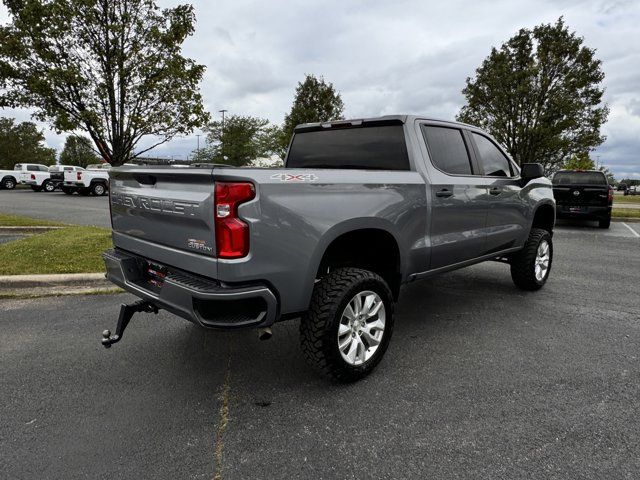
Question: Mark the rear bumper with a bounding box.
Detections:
[556,205,611,220]
[103,248,279,329]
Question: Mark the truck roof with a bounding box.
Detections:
[294,115,477,132]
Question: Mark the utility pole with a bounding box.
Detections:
[219,109,228,161]
[596,155,601,169]
[196,134,201,154]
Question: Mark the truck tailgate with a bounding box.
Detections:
[552,185,609,206]
[109,166,217,258]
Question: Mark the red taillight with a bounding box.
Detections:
[608,187,614,202]
[77,172,82,180]
[214,182,255,259]
[30,174,35,180]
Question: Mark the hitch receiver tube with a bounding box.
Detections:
[101,300,158,348]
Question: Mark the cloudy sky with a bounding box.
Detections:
[1,0,639,178]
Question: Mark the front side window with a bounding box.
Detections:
[472,133,513,177]
[422,125,472,175]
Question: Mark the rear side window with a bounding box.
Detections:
[14,164,22,170]
[422,125,472,175]
[27,165,38,171]
[472,133,513,177]
[286,125,409,170]
[552,171,607,185]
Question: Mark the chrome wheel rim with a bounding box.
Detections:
[5,180,14,189]
[338,290,386,366]
[45,182,54,191]
[535,240,550,281]
[94,185,104,195]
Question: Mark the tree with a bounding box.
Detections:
[0,118,56,169]
[279,74,344,156]
[563,152,595,170]
[194,115,281,167]
[457,18,608,173]
[59,136,100,168]
[0,0,209,166]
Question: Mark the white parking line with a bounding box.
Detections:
[622,222,640,238]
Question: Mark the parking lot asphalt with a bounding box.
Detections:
[2,224,639,479]
[0,189,110,227]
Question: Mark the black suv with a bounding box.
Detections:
[552,170,612,228]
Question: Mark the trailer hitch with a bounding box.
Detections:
[101,300,158,348]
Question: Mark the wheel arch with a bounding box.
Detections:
[304,219,405,305]
[531,201,555,236]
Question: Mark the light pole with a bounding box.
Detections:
[219,109,228,161]
[196,134,201,153]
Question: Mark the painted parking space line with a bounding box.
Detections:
[622,222,640,238]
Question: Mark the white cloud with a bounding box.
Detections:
[1,0,639,177]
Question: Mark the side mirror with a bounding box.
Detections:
[520,163,544,183]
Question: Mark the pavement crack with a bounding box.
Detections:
[214,353,232,480]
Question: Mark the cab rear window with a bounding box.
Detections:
[286,125,409,170]
[552,171,607,185]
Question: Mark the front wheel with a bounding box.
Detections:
[2,177,16,190]
[91,182,107,196]
[299,267,394,382]
[510,228,553,291]
[43,180,56,192]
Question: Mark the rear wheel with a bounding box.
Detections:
[599,217,611,229]
[2,177,16,190]
[510,228,553,291]
[30,185,42,192]
[43,180,56,192]
[299,267,394,382]
[91,182,107,196]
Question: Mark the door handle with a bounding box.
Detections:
[435,189,453,198]
[489,187,501,196]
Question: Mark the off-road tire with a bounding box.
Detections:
[43,180,55,192]
[30,185,42,192]
[599,217,611,229]
[2,177,16,190]
[510,228,553,291]
[299,267,394,382]
[91,182,107,196]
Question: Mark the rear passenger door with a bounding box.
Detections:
[420,123,488,270]
[467,131,527,253]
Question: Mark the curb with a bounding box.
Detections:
[0,272,108,288]
[612,217,640,223]
[0,226,64,234]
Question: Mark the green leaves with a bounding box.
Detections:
[280,74,344,156]
[59,135,100,168]
[0,0,209,166]
[194,115,282,167]
[457,18,608,174]
[0,118,56,169]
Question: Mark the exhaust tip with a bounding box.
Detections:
[258,327,272,341]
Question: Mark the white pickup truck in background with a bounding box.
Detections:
[50,165,85,192]
[0,168,19,189]
[63,163,110,196]
[16,163,56,192]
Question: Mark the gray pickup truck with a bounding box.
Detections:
[101,115,555,381]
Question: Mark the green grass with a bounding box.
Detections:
[0,226,111,275]
[613,195,640,204]
[612,208,640,218]
[0,212,66,227]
